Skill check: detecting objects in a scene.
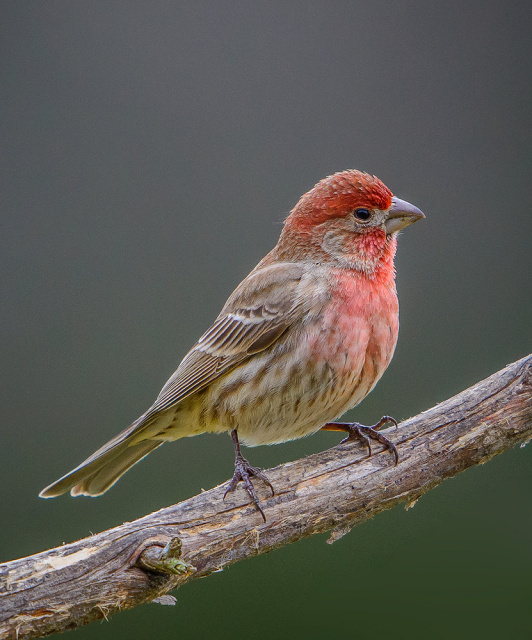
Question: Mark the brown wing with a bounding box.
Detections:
[38,261,326,498]
[151,261,309,413]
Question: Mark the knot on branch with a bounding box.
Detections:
[136,536,196,577]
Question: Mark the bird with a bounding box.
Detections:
[40,170,424,520]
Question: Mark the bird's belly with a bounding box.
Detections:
[189,312,396,447]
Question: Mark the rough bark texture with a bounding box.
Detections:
[1,355,531,640]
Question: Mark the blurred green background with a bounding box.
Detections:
[1,2,531,639]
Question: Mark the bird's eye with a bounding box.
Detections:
[353,208,372,222]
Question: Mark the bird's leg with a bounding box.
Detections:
[223,428,275,522]
[321,415,399,465]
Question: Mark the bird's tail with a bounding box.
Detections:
[39,415,164,498]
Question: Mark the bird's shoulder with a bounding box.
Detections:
[217,260,327,320]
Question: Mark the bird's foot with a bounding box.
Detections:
[223,453,274,522]
[322,415,399,465]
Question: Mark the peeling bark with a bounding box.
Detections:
[1,354,531,640]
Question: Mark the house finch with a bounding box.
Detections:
[40,170,424,519]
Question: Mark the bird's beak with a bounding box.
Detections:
[384,196,425,234]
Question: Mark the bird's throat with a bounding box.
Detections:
[324,228,397,279]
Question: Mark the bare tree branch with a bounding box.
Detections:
[1,354,531,640]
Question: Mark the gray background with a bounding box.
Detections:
[1,2,531,639]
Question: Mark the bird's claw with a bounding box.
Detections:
[223,454,274,522]
[341,416,399,465]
